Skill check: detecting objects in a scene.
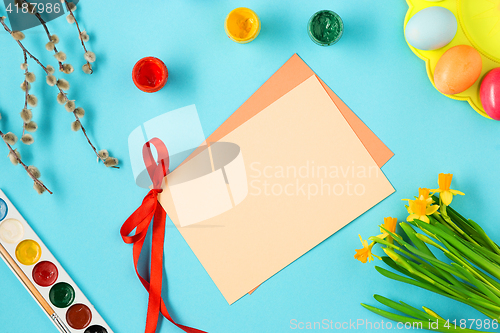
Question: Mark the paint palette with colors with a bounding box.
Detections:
[0,190,113,333]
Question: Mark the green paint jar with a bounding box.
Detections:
[308,10,344,46]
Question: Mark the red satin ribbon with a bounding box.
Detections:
[121,138,206,333]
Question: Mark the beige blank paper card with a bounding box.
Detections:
[159,75,394,304]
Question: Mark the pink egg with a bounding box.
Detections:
[480,68,500,120]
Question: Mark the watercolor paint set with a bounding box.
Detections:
[0,190,113,333]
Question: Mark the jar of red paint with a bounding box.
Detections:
[132,57,168,93]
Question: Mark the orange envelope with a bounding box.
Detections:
[205,54,394,168]
[158,76,394,304]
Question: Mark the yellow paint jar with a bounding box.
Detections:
[15,239,41,265]
[224,7,261,44]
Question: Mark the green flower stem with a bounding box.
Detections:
[361,303,489,333]
[453,264,500,306]
[438,235,500,294]
[416,233,448,253]
[436,235,500,297]
[377,228,468,281]
[467,219,500,256]
[467,241,500,266]
[370,236,440,274]
[375,266,450,297]
[466,297,500,314]
[440,210,481,247]
[432,213,459,236]
[377,230,500,308]
[443,202,493,250]
[375,266,496,319]
[373,294,436,321]
[400,222,435,257]
[406,260,465,299]
[443,251,500,298]
[414,221,500,280]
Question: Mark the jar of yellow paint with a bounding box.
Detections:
[224,7,261,44]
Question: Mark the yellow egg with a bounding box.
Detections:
[434,45,482,95]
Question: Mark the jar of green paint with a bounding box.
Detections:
[308,10,344,46]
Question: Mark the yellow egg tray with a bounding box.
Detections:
[405,0,500,119]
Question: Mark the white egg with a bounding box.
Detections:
[405,7,457,51]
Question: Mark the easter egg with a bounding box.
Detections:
[480,68,500,120]
[405,7,457,51]
[434,45,482,95]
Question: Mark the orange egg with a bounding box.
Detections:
[434,45,482,95]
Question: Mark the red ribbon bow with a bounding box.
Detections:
[121,138,206,333]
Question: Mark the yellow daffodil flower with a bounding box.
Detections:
[418,188,432,202]
[354,235,380,263]
[379,217,398,242]
[406,197,439,223]
[431,173,464,206]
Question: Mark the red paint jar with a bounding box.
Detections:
[132,57,168,93]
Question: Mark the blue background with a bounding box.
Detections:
[1,0,500,332]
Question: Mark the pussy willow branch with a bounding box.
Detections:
[0,130,52,194]
[0,19,118,168]
[64,0,92,74]
[22,50,28,135]
[20,0,64,71]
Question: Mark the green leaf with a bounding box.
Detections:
[452,263,500,306]
[415,220,500,280]
[361,303,489,332]
[466,241,500,266]
[467,219,500,256]
[400,222,435,257]
[373,294,433,320]
[375,266,447,296]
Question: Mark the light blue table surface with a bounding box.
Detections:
[1,1,500,332]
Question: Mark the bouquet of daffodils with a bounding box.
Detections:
[356,174,500,332]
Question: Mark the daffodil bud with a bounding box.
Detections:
[383,248,416,274]
[422,307,444,321]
